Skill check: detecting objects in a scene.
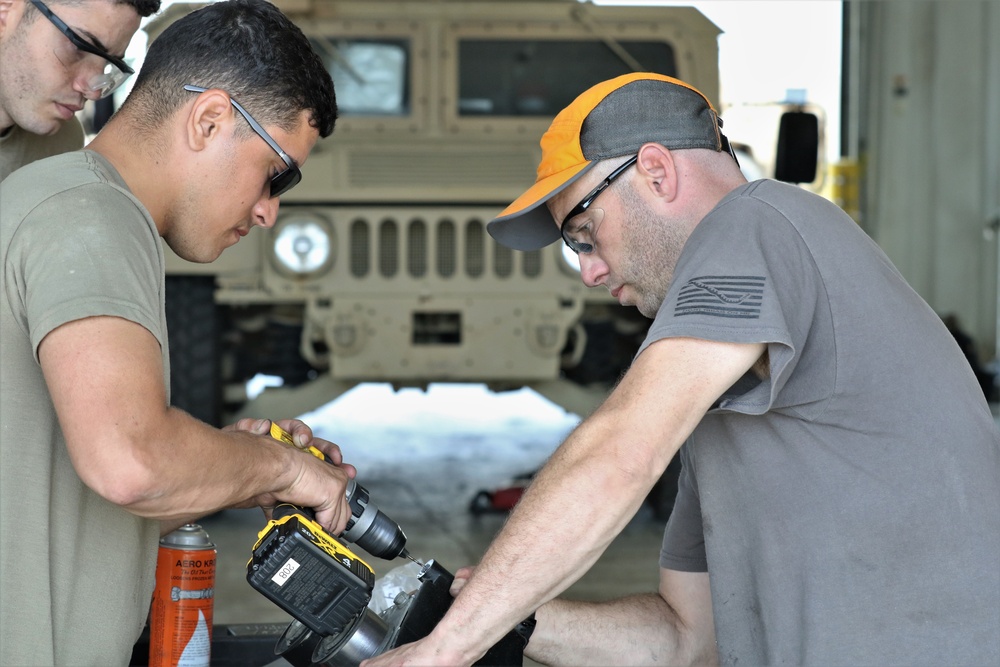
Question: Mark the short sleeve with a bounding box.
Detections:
[637,184,834,416]
[5,183,164,360]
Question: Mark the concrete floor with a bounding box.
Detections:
[190,384,666,665]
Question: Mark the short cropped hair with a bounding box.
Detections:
[114,0,159,16]
[121,0,337,138]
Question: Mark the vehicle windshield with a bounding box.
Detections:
[458,39,677,116]
[310,37,410,115]
[308,37,677,119]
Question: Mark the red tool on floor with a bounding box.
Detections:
[469,472,535,514]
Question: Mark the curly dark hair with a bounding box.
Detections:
[122,0,337,138]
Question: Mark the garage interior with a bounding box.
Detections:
[138,0,999,664]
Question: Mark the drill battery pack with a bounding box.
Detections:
[247,509,375,637]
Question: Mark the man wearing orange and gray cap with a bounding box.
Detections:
[364,73,1000,667]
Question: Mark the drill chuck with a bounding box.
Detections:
[343,479,409,560]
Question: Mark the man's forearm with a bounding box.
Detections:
[527,594,710,667]
[96,409,294,519]
[362,338,750,667]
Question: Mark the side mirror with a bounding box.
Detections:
[774,110,819,184]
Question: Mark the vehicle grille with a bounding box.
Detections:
[348,215,543,280]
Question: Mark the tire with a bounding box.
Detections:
[563,307,651,387]
[165,276,223,426]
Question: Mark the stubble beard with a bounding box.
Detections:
[617,182,689,319]
[164,196,225,265]
[0,30,41,134]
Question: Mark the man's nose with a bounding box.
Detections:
[578,252,609,288]
[73,61,108,101]
[254,195,280,229]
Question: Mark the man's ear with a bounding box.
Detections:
[0,0,23,35]
[185,89,234,152]
[636,142,678,202]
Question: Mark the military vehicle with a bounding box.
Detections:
[143,0,730,421]
[138,0,816,517]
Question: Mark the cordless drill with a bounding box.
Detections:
[265,422,413,561]
[246,424,413,639]
[248,424,526,665]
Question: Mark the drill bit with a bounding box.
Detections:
[401,548,423,566]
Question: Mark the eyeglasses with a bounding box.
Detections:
[184,85,302,198]
[560,155,638,255]
[29,0,134,99]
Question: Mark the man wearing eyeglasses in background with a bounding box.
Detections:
[366,73,1000,666]
[0,1,352,664]
[0,0,159,181]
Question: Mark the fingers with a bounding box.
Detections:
[224,417,272,435]
[450,565,477,596]
[228,417,356,533]
[274,418,316,449]
[310,473,353,534]
[275,418,357,478]
[225,417,315,443]
[231,417,348,468]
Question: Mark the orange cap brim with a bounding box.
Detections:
[487,161,596,251]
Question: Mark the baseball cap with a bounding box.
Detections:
[487,72,734,251]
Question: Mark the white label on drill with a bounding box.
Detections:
[271,557,300,586]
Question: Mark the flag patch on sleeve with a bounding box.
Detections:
[674,276,765,319]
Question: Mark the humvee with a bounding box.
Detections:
[143,0,732,424]
[139,0,815,515]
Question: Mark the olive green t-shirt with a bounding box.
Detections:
[0,116,85,182]
[0,150,167,665]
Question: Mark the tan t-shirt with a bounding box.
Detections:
[0,150,166,665]
[0,116,85,182]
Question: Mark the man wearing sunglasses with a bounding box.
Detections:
[0,0,160,181]
[367,74,999,666]
[0,1,347,664]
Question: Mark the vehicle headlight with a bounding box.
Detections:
[270,213,335,277]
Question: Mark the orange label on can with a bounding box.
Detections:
[150,544,216,667]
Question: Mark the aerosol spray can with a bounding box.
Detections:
[150,524,216,667]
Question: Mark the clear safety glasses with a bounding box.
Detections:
[29,0,134,99]
[560,155,638,255]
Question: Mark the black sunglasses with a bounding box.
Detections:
[29,0,134,99]
[184,85,302,198]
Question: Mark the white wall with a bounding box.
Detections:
[856,0,1000,360]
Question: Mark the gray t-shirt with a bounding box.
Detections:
[641,180,1000,665]
[1,150,166,665]
[0,116,85,182]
